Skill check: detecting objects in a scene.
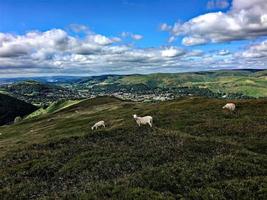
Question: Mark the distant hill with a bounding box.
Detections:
[1,69,267,100]
[0,96,266,199]
[0,80,79,106]
[0,76,84,85]
[0,93,37,125]
[76,69,267,98]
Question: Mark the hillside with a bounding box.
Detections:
[117,70,267,98]
[72,69,267,98]
[0,96,266,199]
[1,70,266,105]
[0,93,37,126]
[0,80,79,106]
[26,99,81,119]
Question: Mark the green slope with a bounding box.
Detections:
[0,96,266,199]
[26,99,82,119]
[112,70,267,97]
[0,93,37,126]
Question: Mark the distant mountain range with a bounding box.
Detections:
[0,76,84,85]
[0,69,265,85]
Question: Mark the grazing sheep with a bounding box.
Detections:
[133,114,153,127]
[222,103,236,111]
[91,120,105,130]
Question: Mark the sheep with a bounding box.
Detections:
[133,114,153,127]
[91,120,106,130]
[222,103,236,111]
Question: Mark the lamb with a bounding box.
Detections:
[91,120,105,130]
[222,103,236,111]
[133,114,153,127]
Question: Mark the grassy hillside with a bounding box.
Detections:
[116,70,267,98]
[26,99,81,119]
[0,96,266,199]
[0,93,37,126]
[76,70,267,98]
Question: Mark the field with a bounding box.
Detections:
[0,96,266,199]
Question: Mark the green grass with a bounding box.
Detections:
[26,99,81,119]
[0,96,266,199]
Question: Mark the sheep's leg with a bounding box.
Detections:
[148,122,152,127]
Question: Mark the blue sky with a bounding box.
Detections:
[1,0,211,47]
[0,0,267,77]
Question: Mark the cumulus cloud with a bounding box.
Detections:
[161,47,185,57]
[240,40,267,58]
[0,29,194,76]
[161,0,267,46]
[0,27,266,77]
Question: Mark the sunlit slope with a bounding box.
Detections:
[0,96,266,199]
[26,99,82,119]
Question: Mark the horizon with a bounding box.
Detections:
[1,0,267,77]
[0,68,265,79]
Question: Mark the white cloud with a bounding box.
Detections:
[86,34,114,45]
[161,47,185,57]
[217,50,230,56]
[160,23,172,31]
[0,27,266,77]
[207,0,229,10]
[241,40,267,58]
[131,34,143,40]
[69,24,90,33]
[182,37,208,46]
[121,32,143,40]
[161,0,267,46]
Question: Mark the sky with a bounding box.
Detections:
[0,0,267,77]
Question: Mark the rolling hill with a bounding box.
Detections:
[0,93,37,126]
[26,99,82,119]
[0,80,79,106]
[0,96,266,199]
[116,70,267,98]
[73,69,267,98]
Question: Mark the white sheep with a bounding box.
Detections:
[133,114,153,127]
[91,120,105,130]
[222,103,236,111]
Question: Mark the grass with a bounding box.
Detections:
[26,99,81,119]
[0,96,266,199]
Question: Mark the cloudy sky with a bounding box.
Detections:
[0,0,267,77]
